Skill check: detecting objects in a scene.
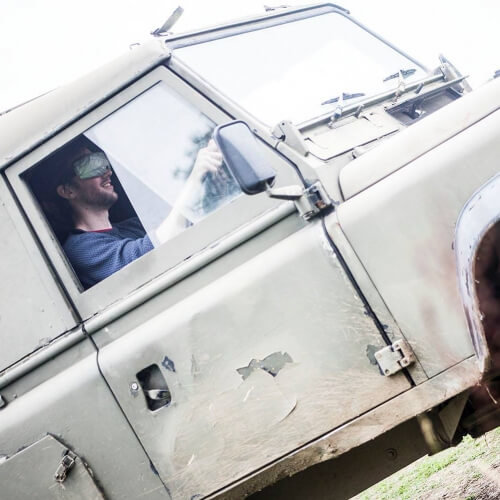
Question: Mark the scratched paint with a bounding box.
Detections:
[236,352,293,380]
[162,355,176,372]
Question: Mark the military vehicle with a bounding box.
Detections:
[0,3,499,499]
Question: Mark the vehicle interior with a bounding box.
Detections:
[24,135,140,247]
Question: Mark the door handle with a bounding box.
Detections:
[136,364,172,411]
[144,389,170,401]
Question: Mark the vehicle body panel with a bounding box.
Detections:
[97,220,411,499]
[337,109,500,376]
[0,347,168,499]
[0,177,76,372]
[216,356,481,499]
[0,434,104,499]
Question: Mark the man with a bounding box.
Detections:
[56,139,222,289]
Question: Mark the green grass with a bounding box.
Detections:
[354,428,500,500]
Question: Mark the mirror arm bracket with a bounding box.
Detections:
[266,181,333,220]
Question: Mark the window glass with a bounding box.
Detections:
[27,81,241,290]
[85,82,241,247]
[174,12,426,125]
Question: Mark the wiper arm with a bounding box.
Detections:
[321,92,365,106]
[321,92,366,121]
[298,72,444,130]
[381,68,418,103]
[383,68,417,82]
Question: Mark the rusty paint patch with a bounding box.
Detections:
[237,352,293,380]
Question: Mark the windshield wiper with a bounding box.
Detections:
[320,92,366,121]
[383,68,417,82]
[321,92,365,106]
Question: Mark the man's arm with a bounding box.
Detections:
[155,140,223,243]
[64,229,154,289]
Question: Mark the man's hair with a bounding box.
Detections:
[26,135,100,242]
[52,135,100,188]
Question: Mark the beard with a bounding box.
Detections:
[85,189,118,209]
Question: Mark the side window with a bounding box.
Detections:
[8,66,296,317]
[25,81,241,290]
[84,82,241,246]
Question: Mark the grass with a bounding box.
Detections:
[353,428,500,500]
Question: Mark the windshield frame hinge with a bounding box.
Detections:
[272,120,309,156]
[437,54,472,94]
[375,339,416,376]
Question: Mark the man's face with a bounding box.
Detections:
[70,166,118,209]
[60,148,118,209]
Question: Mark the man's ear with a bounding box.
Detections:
[56,184,75,200]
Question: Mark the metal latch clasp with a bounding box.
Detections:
[54,449,77,483]
[375,339,415,376]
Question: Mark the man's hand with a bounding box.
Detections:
[155,140,223,244]
[188,140,223,184]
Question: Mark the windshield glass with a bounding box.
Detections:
[174,11,426,125]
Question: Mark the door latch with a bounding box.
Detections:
[54,449,77,483]
[375,339,415,376]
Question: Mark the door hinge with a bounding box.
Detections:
[375,339,415,376]
[54,449,77,483]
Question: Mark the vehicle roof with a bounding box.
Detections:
[0,39,170,171]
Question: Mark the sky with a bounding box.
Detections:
[1,0,499,113]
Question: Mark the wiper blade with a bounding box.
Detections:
[321,92,365,106]
[383,68,417,82]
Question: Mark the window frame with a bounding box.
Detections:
[7,65,299,320]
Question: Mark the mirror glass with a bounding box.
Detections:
[214,121,276,195]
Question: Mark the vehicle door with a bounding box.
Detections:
[70,63,414,499]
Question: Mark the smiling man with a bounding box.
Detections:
[56,139,222,289]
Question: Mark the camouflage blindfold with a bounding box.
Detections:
[72,152,111,179]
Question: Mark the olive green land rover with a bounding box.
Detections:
[1,4,499,499]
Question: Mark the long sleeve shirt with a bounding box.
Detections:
[63,217,153,289]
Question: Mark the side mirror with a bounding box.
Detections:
[213,121,276,195]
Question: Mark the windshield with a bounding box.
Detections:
[174,11,426,126]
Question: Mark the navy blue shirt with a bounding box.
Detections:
[64,217,153,289]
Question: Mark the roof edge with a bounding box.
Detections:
[0,39,170,170]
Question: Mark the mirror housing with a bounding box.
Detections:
[213,121,276,195]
